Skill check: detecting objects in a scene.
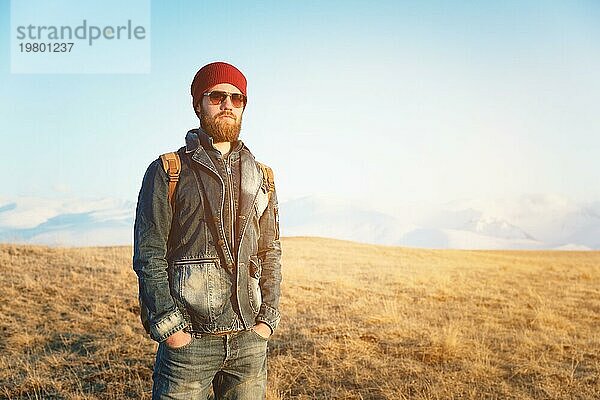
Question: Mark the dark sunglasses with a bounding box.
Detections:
[203,90,247,108]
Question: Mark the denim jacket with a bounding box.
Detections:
[133,130,282,342]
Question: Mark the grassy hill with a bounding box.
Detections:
[0,238,599,399]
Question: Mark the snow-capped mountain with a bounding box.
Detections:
[281,194,600,250]
[0,193,598,250]
[0,197,135,246]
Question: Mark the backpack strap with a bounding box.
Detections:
[257,161,279,239]
[257,161,278,239]
[160,152,181,210]
[256,161,275,201]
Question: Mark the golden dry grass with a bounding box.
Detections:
[0,237,599,399]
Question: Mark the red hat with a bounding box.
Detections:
[191,62,247,112]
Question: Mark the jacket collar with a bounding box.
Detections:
[185,128,243,155]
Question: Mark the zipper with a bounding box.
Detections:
[222,154,235,253]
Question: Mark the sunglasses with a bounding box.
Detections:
[203,91,247,108]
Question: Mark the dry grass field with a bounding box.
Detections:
[0,237,599,399]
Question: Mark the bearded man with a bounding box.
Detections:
[133,61,282,399]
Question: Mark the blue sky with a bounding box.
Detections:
[1,0,599,208]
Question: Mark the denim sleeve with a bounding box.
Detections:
[133,159,187,342]
[256,180,283,333]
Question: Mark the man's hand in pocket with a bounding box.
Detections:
[165,330,192,349]
[252,322,272,339]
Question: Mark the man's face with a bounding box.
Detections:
[197,83,245,143]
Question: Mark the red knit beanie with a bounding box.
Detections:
[191,62,247,113]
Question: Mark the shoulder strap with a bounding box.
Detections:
[160,152,181,210]
[256,161,275,200]
[256,161,279,239]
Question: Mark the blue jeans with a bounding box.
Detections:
[152,329,268,399]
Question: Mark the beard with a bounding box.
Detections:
[199,108,243,143]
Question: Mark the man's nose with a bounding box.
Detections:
[220,95,233,110]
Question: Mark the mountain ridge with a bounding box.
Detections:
[0,194,597,249]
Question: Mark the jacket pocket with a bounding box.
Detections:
[248,256,262,314]
[172,258,227,323]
